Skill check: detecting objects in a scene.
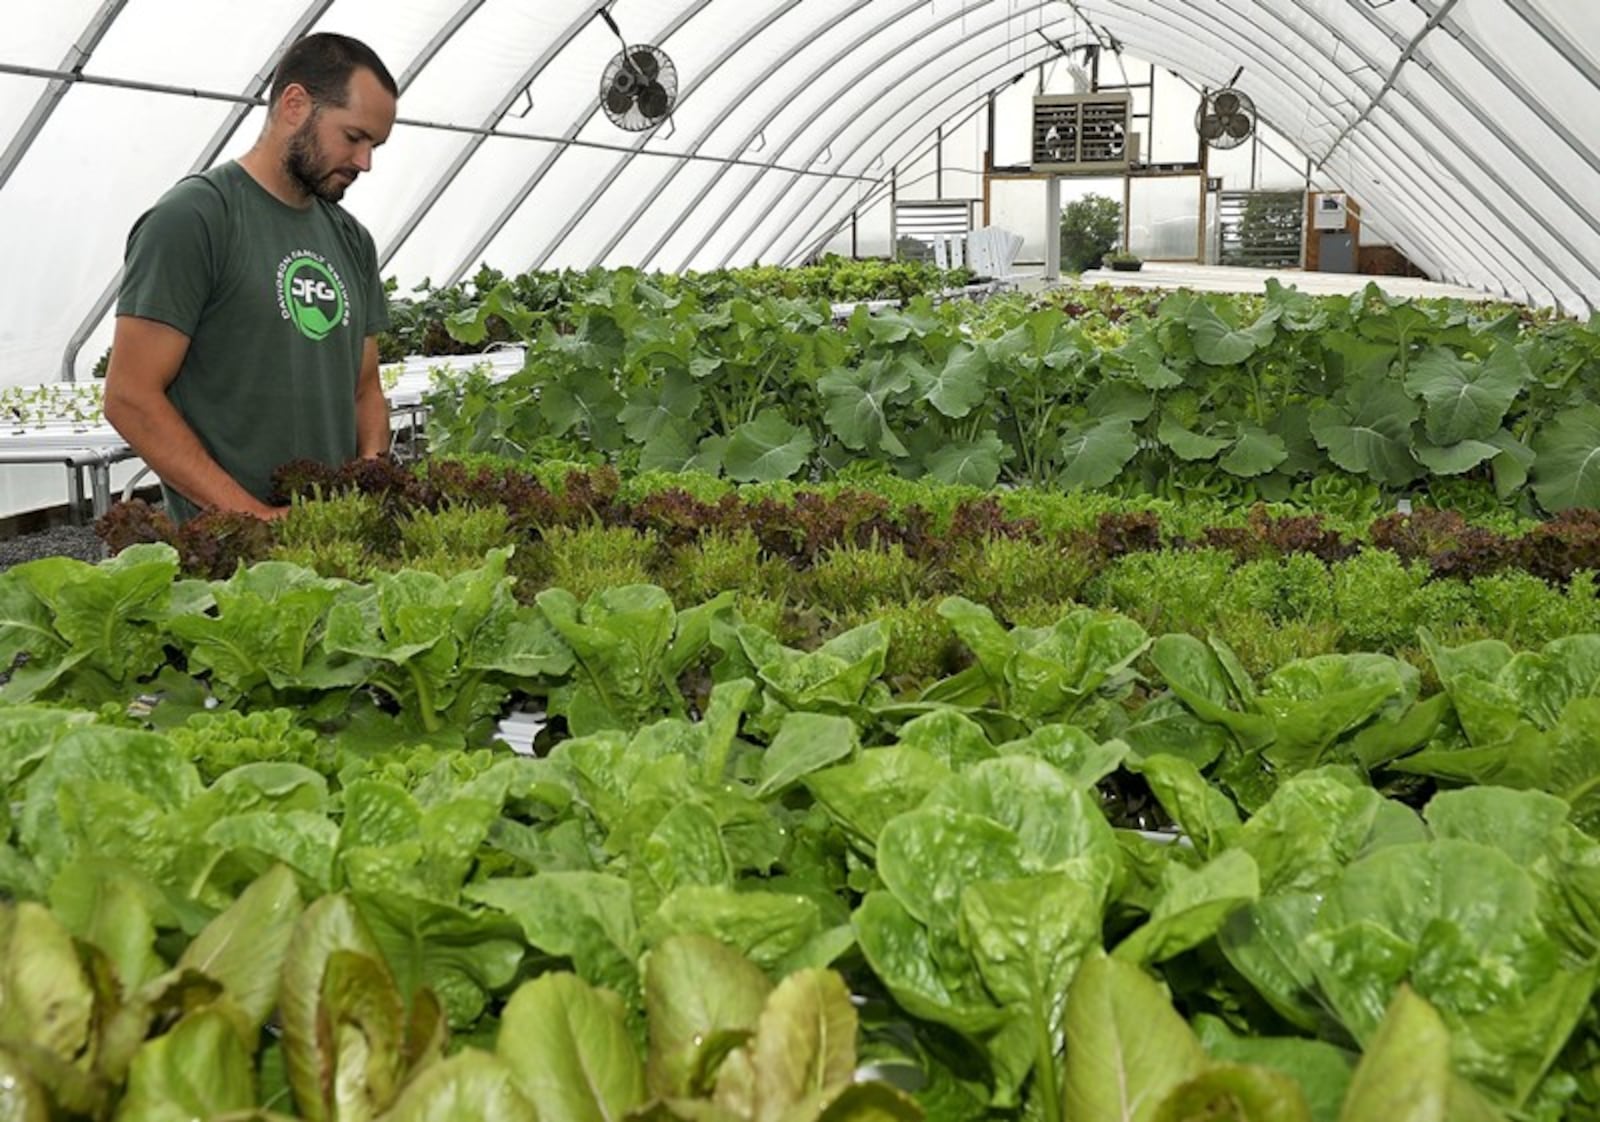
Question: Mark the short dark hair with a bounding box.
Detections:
[269,32,397,110]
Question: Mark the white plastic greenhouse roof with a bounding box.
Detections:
[2,0,1598,385]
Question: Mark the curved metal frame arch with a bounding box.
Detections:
[754,0,1345,270]
[1076,0,1500,295]
[782,84,1010,266]
[758,26,1084,266]
[1081,0,1495,291]
[1096,0,1573,303]
[721,2,1071,269]
[377,1,618,275]
[396,0,490,92]
[58,0,338,381]
[1283,0,1590,302]
[667,0,1015,273]
[437,0,724,286]
[1314,0,1598,298]
[585,0,888,270]
[1507,0,1600,91]
[0,0,127,193]
[629,0,950,271]
[782,0,1475,295]
[523,0,814,273]
[1418,4,1600,199]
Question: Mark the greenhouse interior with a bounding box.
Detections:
[1,0,1600,1118]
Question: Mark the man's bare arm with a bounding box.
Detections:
[354,336,391,458]
[103,315,284,518]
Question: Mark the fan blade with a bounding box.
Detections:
[1213,90,1240,116]
[1200,114,1225,141]
[637,81,671,119]
[1226,113,1253,139]
[630,49,660,81]
[605,82,635,115]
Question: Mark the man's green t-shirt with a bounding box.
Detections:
[117,161,389,521]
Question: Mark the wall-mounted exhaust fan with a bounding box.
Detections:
[596,7,677,132]
[1196,67,1255,150]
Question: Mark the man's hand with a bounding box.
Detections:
[104,316,276,517]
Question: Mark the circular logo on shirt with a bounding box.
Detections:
[277,252,349,341]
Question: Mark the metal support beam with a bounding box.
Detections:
[1044,175,1061,280]
[378,2,616,277]
[593,0,885,271]
[58,0,336,382]
[0,0,127,194]
[738,5,1076,267]
[659,0,995,274]
[527,0,810,273]
[1074,0,1492,291]
[439,1,720,285]
[1085,0,1577,302]
[1315,0,1459,170]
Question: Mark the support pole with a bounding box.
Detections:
[1044,175,1062,280]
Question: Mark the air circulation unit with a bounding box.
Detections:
[1196,84,1256,150]
[596,7,678,132]
[1031,93,1133,173]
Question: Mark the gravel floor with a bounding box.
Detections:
[0,524,107,571]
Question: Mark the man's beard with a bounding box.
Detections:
[285,116,351,203]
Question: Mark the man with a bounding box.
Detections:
[104,33,398,522]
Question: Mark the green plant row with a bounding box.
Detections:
[377,257,973,361]
[425,269,1600,511]
[7,557,1600,1116]
[97,462,1600,681]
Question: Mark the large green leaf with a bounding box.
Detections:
[1308,380,1422,486]
[176,864,303,1035]
[756,712,858,798]
[541,371,626,450]
[620,369,702,444]
[1412,439,1499,476]
[1486,429,1535,498]
[1336,988,1504,1122]
[278,894,388,1122]
[1186,300,1279,366]
[644,935,771,1100]
[1157,415,1230,462]
[1113,321,1186,389]
[924,434,1006,488]
[1063,955,1207,1122]
[644,887,820,972]
[380,1050,538,1122]
[803,747,953,852]
[1153,1063,1313,1122]
[818,359,911,456]
[875,807,1028,927]
[116,1009,255,1122]
[0,902,96,1065]
[852,891,1008,1036]
[498,973,647,1122]
[467,872,637,998]
[318,949,408,1119]
[1220,425,1288,478]
[1402,344,1525,445]
[1531,404,1600,512]
[911,343,990,418]
[724,411,814,483]
[744,969,857,1122]
[1195,1016,1353,1122]
[1057,419,1139,490]
[1113,849,1259,966]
